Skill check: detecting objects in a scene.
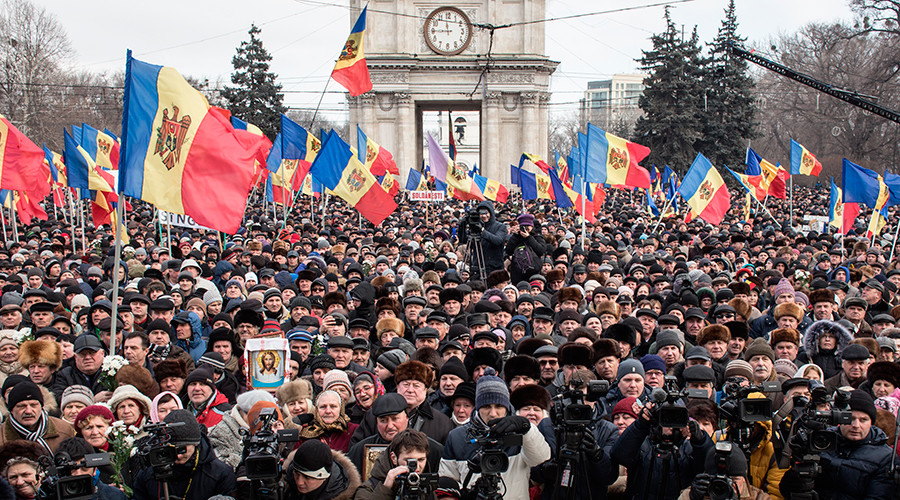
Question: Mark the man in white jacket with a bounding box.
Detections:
[439,367,551,500]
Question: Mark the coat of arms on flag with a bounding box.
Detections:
[699,180,713,201]
[346,167,368,192]
[154,106,192,170]
[609,148,627,170]
[450,162,467,182]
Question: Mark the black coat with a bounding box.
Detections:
[505,230,548,283]
[132,436,236,500]
[536,416,619,500]
[50,365,105,404]
[458,200,508,275]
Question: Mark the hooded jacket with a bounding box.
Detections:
[283,449,361,500]
[173,311,207,363]
[133,435,236,500]
[796,320,852,380]
[458,200,509,275]
[207,405,248,469]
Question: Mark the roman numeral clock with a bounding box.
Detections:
[424,6,472,55]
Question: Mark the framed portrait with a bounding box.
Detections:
[244,337,289,390]
[362,444,388,481]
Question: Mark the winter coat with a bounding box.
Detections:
[50,366,105,407]
[458,200,509,275]
[150,344,197,374]
[536,416,619,500]
[505,230,548,283]
[351,402,452,446]
[714,421,787,500]
[353,442,437,500]
[798,320,852,380]
[609,417,713,500]
[93,481,128,500]
[597,386,652,418]
[299,422,359,454]
[780,426,893,500]
[440,419,551,500]
[174,311,207,362]
[207,405,247,470]
[0,415,76,453]
[426,389,452,418]
[133,435,236,500]
[348,432,443,479]
[191,389,232,428]
[284,449,361,500]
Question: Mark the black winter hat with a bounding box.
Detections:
[163,409,202,446]
[291,440,333,479]
[439,356,468,381]
[849,390,877,421]
[7,381,43,409]
[184,367,216,390]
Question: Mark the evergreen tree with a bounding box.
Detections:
[697,0,759,169]
[221,24,286,140]
[633,8,707,173]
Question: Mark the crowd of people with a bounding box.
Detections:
[0,184,896,500]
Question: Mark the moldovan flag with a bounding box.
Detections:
[473,174,508,203]
[535,173,553,200]
[119,53,266,234]
[231,116,272,187]
[43,147,67,207]
[585,123,651,189]
[357,126,398,176]
[829,178,859,234]
[726,167,768,201]
[519,153,552,174]
[678,153,730,225]
[0,115,49,196]
[841,159,894,210]
[759,161,788,199]
[331,6,372,96]
[426,133,483,201]
[309,130,396,225]
[405,169,427,191]
[81,124,120,170]
[519,170,538,200]
[0,190,46,225]
[790,139,822,176]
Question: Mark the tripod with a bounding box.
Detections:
[464,234,487,282]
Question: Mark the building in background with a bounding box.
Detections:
[580,74,646,136]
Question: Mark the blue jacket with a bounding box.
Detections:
[536,416,619,500]
[609,417,713,500]
[174,311,207,363]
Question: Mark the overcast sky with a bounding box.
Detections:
[37,0,854,120]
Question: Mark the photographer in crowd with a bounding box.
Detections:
[354,429,436,500]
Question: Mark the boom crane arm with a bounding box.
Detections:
[727,43,900,125]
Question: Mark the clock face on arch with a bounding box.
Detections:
[424,7,472,56]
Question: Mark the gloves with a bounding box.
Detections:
[580,430,603,461]
[688,420,707,445]
[688,473,711,500]
[489,415,531,435]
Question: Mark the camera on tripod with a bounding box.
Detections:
[38,452,110,500]
[649,376,708,429]
[241,406,300,481]
[466,425,523,475]
[396,458,439,500]
[136,421,186,481]
[550,378,609,427]
[706,442,738,500]
[719,379,780,425]
[465,211,484,236]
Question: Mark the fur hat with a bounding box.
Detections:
[558,287,583,305]
[439,288,464,305]
[559,342,593,367]
[17,340,62,371]
[770,328,800,347]
[697,325,731,346]
[546,269,565,284]
[153,359,188,383]
[774,302,804,322]
[0,441,49,471]
[503,355,540,384]
[375,297,401,317]
[592,338,620,361]
[605,324,636,347]
[510,384,551,411]
[376,317,405,340]
[276,379,314,404]
[486,270,511,289]
[595,300,620,319]
[516,337,551,357]
[394,360,434,387]
[115,364,159,399]
[464,347,503,377]
[728,298,751,321]
[852,338,879,359]
[808,289,835,306]
[868,361,900,388]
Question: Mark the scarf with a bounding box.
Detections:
[299,407,350,439]
[10,410,51,454]
[0,360,22,376]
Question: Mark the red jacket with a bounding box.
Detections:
[194,390,232,428]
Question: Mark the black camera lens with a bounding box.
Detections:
[707,477,735,500]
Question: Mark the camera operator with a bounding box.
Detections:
[439,368,551,500]
[609,384,713,499]
[505,213,547,284]
[52,436,126,499]
[354,429,435,500]
[132,409,237,500]
[779,390,893,499]
[681,443,770,500]
[457,201,508,277]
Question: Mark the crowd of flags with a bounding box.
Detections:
[0,5,891,240]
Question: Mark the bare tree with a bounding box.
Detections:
[0,0,72,137]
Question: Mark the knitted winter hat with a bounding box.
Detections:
[474,367,511,412]
[290,440,333,479]
[164,409,202,446]
[74,405,114,430]
[60,385,94,411]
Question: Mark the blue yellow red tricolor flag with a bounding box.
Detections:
[829,178,859,234]
[746,147,787,199]
[519,153,552,174]
[790,139,822,176]
[585,123,651,189]
[473,174,508,203]
[119,52,267,234]
[426,133,483,201]
[678,153,730,225]
[357,126,397,177]
[726,167,768,201]
[80,123,120,171]
[331,6,372,96]
[405,169,428,192]
[309,130,396,225]
[231,116,273,187]
[841,159,894,210]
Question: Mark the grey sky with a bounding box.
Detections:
[38,0,853,120]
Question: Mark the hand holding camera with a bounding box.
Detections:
[488,415,531,436]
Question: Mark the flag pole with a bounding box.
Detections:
[751,193,781,230]
[108,197,125,355]
[651,196,673,234]
[0,205,7,243]
[10,199,17,243]
[889,211,900,262]
[79,195,86,251]
[67,190,77,254]
[789,175,794,231]
[580,178,586,251]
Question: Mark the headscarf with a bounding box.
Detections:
[150,391,184,423]
[299,390,350,439]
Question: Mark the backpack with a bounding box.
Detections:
[512,243,538,274]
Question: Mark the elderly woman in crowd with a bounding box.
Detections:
[298,390,359,453]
